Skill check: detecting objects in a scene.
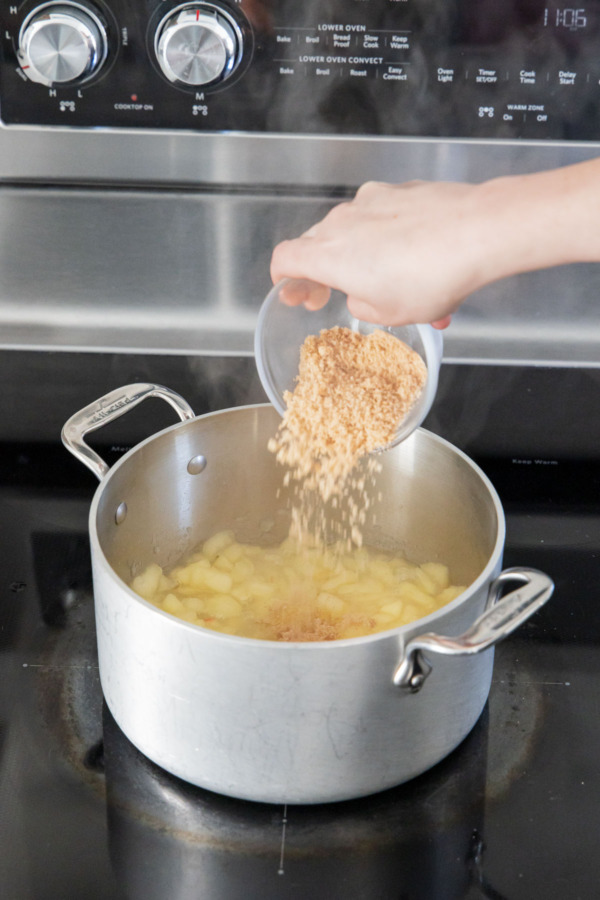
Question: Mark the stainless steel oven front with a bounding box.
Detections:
[0,0,598,363]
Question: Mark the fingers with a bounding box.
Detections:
[345,295,388,326]
[303,284,331,310]
[278,278,331,310]
[270,237,313,285]
[271,235,340,290]
[270,199,357,284]
[268,180,465,327]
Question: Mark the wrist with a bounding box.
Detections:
[467,174,546,287]
[472,161,600,287]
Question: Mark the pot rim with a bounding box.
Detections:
[88,403,506,650]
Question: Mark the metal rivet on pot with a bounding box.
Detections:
[187,454,207,475]
[115,502,128,525]
[409,674,425,693]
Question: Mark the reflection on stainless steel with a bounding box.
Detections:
[0,1,599,892]
[61,382,196,480]
[0,129,598,187]
[1,358,596,897]
[394,568,554,692]
[0,180,598,365]
[0,0,599,366]
[67,400,503,803]
[103,702,487,900]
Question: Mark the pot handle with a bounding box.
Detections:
[61,383,195,481]
[393,567,554,693]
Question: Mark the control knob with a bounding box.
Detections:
[18,2,108,87]
[154,3,243,87]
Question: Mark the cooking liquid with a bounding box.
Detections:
[130,530,465,642]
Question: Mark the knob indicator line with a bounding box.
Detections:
[154,3,244,87]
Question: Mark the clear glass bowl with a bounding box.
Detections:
[254,279,443,449]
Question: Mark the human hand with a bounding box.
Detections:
[271,179,505,328]
[276,277,453,331]
[271,161,600,327]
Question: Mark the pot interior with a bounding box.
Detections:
[93,405,501,591]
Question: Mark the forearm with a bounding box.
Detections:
[471,158,600,286]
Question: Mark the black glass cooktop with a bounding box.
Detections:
[0,350,599,900]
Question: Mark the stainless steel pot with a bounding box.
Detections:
[62,383,554,804]
[103,701,488,900]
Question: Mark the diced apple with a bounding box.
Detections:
[202,529,235,562]
[204,595,242,620]
[420,562,450,592]
[131,563,163,600]
[162,593,184,615]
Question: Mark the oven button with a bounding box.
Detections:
[154,3,243,87]
[17,2,108,87]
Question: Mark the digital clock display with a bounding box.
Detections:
[544,7,588,29]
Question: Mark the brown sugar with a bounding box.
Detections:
[268,325,427,549]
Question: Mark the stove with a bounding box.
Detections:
[1,0,599,894]
[0,349,598,900]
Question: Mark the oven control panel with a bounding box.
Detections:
[2,0,600,139]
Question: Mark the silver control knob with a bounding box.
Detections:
[154,4,243,86]
[18,2,108,87]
